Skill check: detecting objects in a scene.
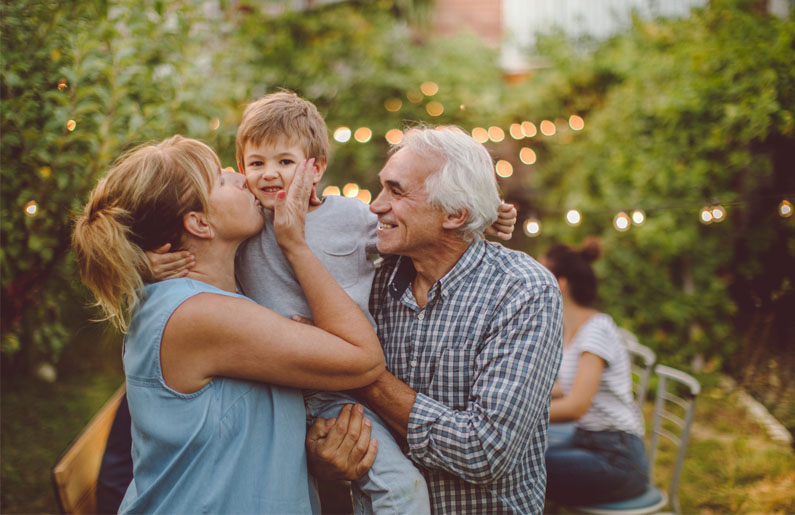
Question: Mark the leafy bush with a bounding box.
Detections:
[1,0,241,369]
[507,0,795,366]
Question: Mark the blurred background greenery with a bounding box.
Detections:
[1,0,793,512]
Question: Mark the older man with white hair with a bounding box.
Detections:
[308,126,563,514]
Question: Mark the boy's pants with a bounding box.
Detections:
[305,391,431,515]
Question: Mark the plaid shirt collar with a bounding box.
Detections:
[387,239,486,308]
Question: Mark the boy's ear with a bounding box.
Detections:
[183,211,214,239]
[442,208,469,231]
[312,159,328,185]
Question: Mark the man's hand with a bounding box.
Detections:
[306,404,378,481]
[485,202,517,241]
[146,243,195,280]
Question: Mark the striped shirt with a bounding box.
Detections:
[557,313,644,436]
[370,240,563,514]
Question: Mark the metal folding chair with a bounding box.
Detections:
[570,364,700,515]
[618,328,656,408]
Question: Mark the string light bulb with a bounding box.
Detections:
[565,209,582,226]
[711,204,726,223]
[488,126,505,142]
[333,127,351,143]
[356,189,372,204]
[495,160,513,178]
[471,127,488,143]
[385,129,403,145]
[523,218,541,237]
[509,123,524,140]
[613,211,631,232]
[24,200,38,217]
[322,186,341,197]
[342,183,359,198]
[354,127,372,143]
[699,206,713,224]
[779,200,792,218]
[631,209,646,225]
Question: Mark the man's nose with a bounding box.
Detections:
[370,190,387,214]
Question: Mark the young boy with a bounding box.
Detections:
[151,92,516,513]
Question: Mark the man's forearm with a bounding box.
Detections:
[351,371,416,438]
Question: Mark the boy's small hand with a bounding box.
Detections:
[309,185,322,206]
[485,202,517,240]
[146,243,195,281]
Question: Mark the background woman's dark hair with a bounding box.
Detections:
[543,237,602,307]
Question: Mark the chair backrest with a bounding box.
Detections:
[52,385,126,514]
[618,328,656,408]
[647,364,700,515]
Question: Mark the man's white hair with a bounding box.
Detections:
[393,126,501,242]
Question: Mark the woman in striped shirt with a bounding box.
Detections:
[541,239,649,505]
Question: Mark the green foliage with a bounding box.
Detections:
[1,0,241,368]
[511,0,795,366]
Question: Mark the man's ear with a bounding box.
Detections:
[312,159,328,185]
[442,208,469,231]
[183,211,214,239]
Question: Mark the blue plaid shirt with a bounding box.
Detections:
[370,240,563,514]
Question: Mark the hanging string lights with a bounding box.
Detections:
[778,200,792,218]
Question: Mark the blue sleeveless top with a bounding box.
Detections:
[119,278,314,514]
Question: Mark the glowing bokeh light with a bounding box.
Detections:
[24,200,38,216]
[521,121,537,138]
[210,118,220,130]
[426,101,444,117]
[223,166,236,172]
[356,189,372,204]
[66,120,76,131]
[39,166,52,178]
[569,115,585,131]
[488,126,505,142]
[420,81,439,96]
[322,186,341,197]
[711,204,726,222]
[631,209,646,225]
[460,104,466,111]
[342,183,360,198]
[407,90,423,103]
[495,160,513,178]
[540,120,556,136]
[333,126,351,143]
[385,129,403,145]
[523,218,541,237]
[565,209,582,226]
[700,206,713,224]
[384,98,403,112]
[519,147,536,165]
[613,211,631,232]
[354,127,372,143]
[471,127,489,143]
[509,123,524,140]
[57,78,68,91]
[779,199,793,218]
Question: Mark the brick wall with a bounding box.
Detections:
[431,0,502,48]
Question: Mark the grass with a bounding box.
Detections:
[1,339,793,514]
[651,375,794,514]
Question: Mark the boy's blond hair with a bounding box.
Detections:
[236,91,329,172]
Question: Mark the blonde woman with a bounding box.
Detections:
[73,136,384,513]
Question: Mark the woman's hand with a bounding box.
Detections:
[146,243,195,281]
[485,202,517,240]
[272,158,317,251]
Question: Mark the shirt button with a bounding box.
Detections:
[417,311,425,320]
[410,360,418,367]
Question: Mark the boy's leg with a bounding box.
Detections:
[305,392,430,515]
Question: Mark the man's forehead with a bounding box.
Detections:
[379,147,440,183]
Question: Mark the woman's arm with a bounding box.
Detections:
[549,352,605,422]
[161,159,384,394]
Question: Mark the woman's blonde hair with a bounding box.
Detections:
[72,135,220,331]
